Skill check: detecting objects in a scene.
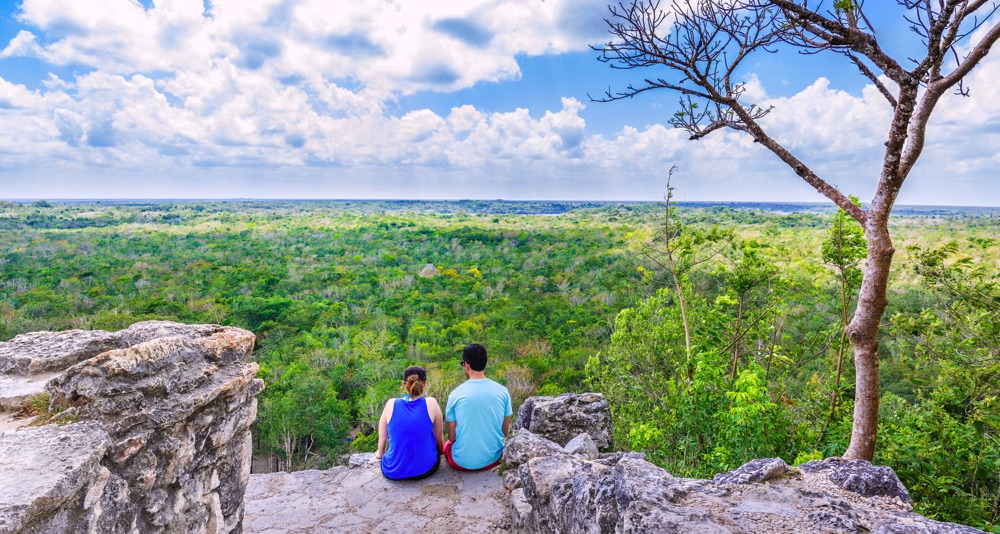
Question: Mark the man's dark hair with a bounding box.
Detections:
[462,344,488,372]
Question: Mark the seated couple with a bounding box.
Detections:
[375,343,512,480]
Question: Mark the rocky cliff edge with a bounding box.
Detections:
[0,324,986,534]
[0,321,263,534]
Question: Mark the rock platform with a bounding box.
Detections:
[243,453,510,534]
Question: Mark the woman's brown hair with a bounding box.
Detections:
[403,366,427,398]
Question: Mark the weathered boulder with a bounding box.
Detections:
[0,329,121,376]
[563,433,599,461]
[503,430,567,471]
[0,329,123,412]
[511,453,985,533]
[514,393,613,450]
[511,454,628,534]
[799,458,912,504]
[502,430,568,490]
[0,321,263,534]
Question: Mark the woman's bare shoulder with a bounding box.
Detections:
[381,397,396,418]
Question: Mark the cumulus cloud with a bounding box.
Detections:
[11,0,609,93]
[0,0,998,204]
[0,30,42,58]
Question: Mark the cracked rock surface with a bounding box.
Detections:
[244,453,510,534]
[0,321,262,534]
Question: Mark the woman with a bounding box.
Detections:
[375,365,444,480]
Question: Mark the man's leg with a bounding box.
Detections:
[443,440,499,471]
[443,440,471,471]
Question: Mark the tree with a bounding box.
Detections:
[818,196,866,443]
[643,168,730,367]
[723,241,779,382]
[595,0,1000,460]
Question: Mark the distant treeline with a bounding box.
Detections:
[5,198,999,217]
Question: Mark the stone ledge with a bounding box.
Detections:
[0,422,111,533]
[0,321,262,534]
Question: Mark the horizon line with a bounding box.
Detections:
[4,198,1000,209]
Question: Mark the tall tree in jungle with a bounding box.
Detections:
[595,0,1000,459]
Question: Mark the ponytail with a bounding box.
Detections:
[403,375,426,398]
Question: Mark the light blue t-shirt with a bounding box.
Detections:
[445,378,512,469]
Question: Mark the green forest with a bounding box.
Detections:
[1,199,998,530]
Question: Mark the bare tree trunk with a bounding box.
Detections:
[663,195,693,368]
[843,220,893,460]
[765,313,783,381]
[669,266,693,378]
[817,266,851,446]
[730,297,744,381]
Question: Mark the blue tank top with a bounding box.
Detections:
[381,397,438,480]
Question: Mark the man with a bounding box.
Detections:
[444,343,512,471]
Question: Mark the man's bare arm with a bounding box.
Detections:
[501,415,511,437]
[447,420,457,443]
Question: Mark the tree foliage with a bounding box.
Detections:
[595,0,1000,461]
[2,200,999,528]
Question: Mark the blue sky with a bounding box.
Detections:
[0,0,998,205]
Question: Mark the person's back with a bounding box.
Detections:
[381,396,439,479]
[377,366,444,480]
[445,344,512,471]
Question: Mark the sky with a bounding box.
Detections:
[0,0,998,204]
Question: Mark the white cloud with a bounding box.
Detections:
[0,30,42,58]
[11,0,610,93]
[0,1,998,204]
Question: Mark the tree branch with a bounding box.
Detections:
[899,17,1000,180]
[768,0,910,84]
[723,97,868,223]
[847,54,897,108]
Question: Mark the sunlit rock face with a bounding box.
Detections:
[514,392,614,450]
[506,394,985,534]
[0,321,263,534]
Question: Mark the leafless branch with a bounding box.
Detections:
[847,54,897,108]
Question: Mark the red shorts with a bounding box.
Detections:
[443,440,501,471]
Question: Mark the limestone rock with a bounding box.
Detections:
[0,422,124,534]
[610,457,737,533]
[514,454,617,533]
[0,329,121,376]
[510,453,987,534]
[712,457,790,485]
[244,459,510,533]
[503,430,565,471]
[116,320,223,348]
[0,321,262,534]
[563,433,599,460]
[514,393,613,450]
[506,390,984,534]
[800,458,912,504]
